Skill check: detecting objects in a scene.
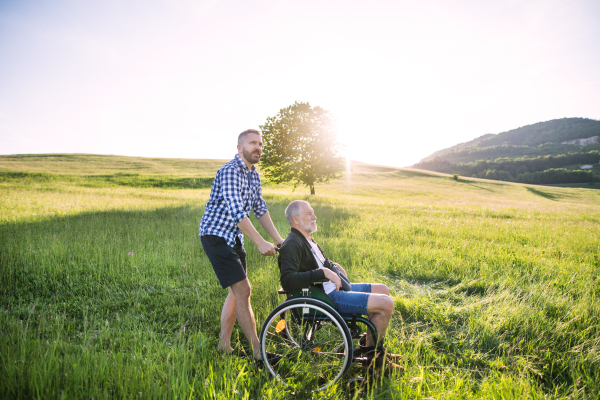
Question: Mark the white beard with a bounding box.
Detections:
[300,220,317,234]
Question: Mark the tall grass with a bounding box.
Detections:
[0,155,599,399]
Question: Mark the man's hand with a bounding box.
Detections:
[323,269,342,291]
[237,217,278,256]
[257,240,278,256]
[333,263,348,277]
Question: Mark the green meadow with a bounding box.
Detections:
[1,154,599,399]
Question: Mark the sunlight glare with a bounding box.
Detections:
[345,156,352,182]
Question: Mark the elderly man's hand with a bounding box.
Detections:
[323,269,342,291]
[333,262,348,277]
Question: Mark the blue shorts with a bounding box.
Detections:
[327,283,372,316]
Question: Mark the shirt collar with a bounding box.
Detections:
[290,227,312,246]
[234,154,256,173]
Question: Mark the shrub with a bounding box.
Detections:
[497,170,514,181]
[485,169,498,180]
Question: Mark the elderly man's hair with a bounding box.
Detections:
[285,200,308,226]
[238,129,261,145]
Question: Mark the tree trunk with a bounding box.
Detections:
[310,184,315,195]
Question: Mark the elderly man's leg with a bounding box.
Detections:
[370,283,390,296]
[228,278,261,359]
[217,288,237,353]
[366,293,394,347]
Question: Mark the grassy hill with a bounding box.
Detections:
[1,154,599,399]
[415,118,600,186]
[0,153,229,175]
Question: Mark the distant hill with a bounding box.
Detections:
[414,118,600,185]
[420,133,495,162]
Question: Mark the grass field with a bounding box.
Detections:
[1,154,599,399]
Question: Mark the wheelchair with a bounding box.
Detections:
[259,281,378,392]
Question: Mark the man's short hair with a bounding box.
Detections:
[285,200,307,226]
[238,129,261,145]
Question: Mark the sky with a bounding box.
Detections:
[1,0,599,167]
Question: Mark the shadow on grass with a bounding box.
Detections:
[525,186,559,201]
[393,169,443,179]
[0,197,357,324]
[460,181,495,192]
[0,204,211,323]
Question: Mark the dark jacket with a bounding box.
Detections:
[278,228,326,291]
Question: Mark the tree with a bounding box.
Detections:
[259,101,345,195]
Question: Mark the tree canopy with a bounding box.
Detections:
[259,101,345,195]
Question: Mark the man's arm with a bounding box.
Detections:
[218,168,276,256]
[257,211,284,246]
[237,217,277,256]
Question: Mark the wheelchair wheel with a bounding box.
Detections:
[259,298,353,392]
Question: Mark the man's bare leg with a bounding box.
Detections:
[370,283,390,296]
[227,278,261,359]
[365,291,394,347]
[217,288,237,353]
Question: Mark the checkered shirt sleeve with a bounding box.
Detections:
[220,164,248,224]
[251,175,268,219]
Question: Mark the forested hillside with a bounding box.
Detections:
[414,118,600,185]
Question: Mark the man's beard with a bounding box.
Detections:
[243,148,261,164]
[300,220,317,234]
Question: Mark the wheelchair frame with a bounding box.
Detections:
[259,284,378,392]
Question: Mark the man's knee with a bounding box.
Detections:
[230,279,252,300]
[383,285,390,296]
[371,283,390,296]
[382,295,394,315]
[368,294,394,316]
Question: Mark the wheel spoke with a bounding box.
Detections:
[260,301,352,392]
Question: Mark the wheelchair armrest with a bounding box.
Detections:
[278,280,327,296]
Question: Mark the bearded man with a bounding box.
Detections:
[199,129,284,361]
[278,200,399,370]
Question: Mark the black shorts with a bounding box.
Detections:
[201,235,247,289]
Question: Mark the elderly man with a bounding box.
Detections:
[199,129,284,361]
[278,200,397,369]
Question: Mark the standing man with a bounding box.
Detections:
[199,129,284,361]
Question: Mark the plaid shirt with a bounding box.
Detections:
[199,154,268,247]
